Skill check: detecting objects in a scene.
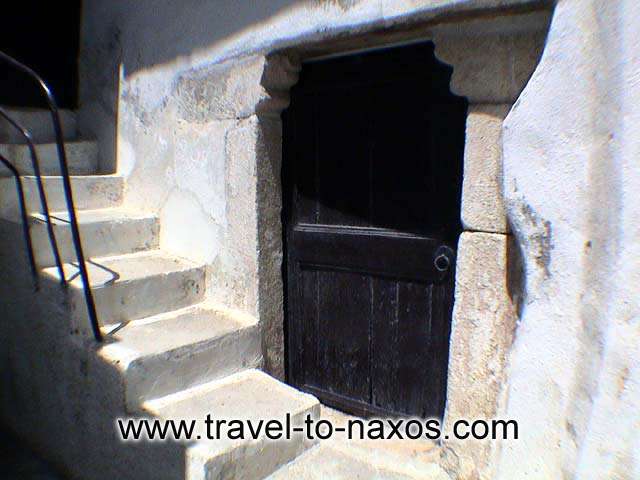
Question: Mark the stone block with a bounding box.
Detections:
[174,54,299,123]
[218,116,287,379]
[444,232,516,476]
[434,31,545,103]
[255,116,287,379]
[99,304,262,411]
[30,208,159,267]
[462,104,510,233]
[449,232,515,360]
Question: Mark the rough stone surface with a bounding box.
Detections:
[216,112,290,379]
[462,104,511,233]
[144,369,320,480]
[217,117,260,313]
[255,115,289,380]
[268,443,450,480]
[42,250,206,333]
[444,231,517,480]
[29,208,159,267]
[0,174,124,221]
[100,303,262,409]
[319,406,446,479]
[174,56,293,122]
[433,30,547,103]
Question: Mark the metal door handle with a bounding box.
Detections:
[434,252,450,272]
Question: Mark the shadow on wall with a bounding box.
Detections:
[80,0,307,173]
[89,0,309,78]
[507,222,526,318]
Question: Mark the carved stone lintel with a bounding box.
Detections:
[434,30,546,103]
[174,54,300,122]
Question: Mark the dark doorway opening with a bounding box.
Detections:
[0,1,82,109]
[282,42,467,419]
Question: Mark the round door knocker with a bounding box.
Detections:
[434,252,450,273]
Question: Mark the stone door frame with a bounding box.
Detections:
[216,5,550,476]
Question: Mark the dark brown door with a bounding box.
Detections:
[283,42,467,418]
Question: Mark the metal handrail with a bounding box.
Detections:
[0,153,38,286]
[0,50,102,342]
[0,107,65,281]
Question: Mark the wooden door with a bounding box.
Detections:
[283,42,467,418]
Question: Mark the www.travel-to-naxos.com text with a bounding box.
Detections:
[117,414,519,442]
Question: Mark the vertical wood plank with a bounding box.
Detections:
[316,270,371,402]
[371,277,400,410]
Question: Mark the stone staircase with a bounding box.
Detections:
[0,107,451,479]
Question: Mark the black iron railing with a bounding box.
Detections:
[0,151,38,284]
[0,50,102,342]
[0,107,65,281]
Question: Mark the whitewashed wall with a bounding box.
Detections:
[498,1,640,478]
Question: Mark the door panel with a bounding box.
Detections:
[283,42,467,418]
[291,225,446,282]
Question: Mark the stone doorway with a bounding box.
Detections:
[199,6,550,477]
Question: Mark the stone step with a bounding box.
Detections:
[316,406,445,479]
[267,443,447,480]
[0,140,98,176]
[99,303,262,410]
[42,250,205,329]
[0,175,124,220]
[0,107,77,143]
[30,207,159,267]
[142,369,320,480]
